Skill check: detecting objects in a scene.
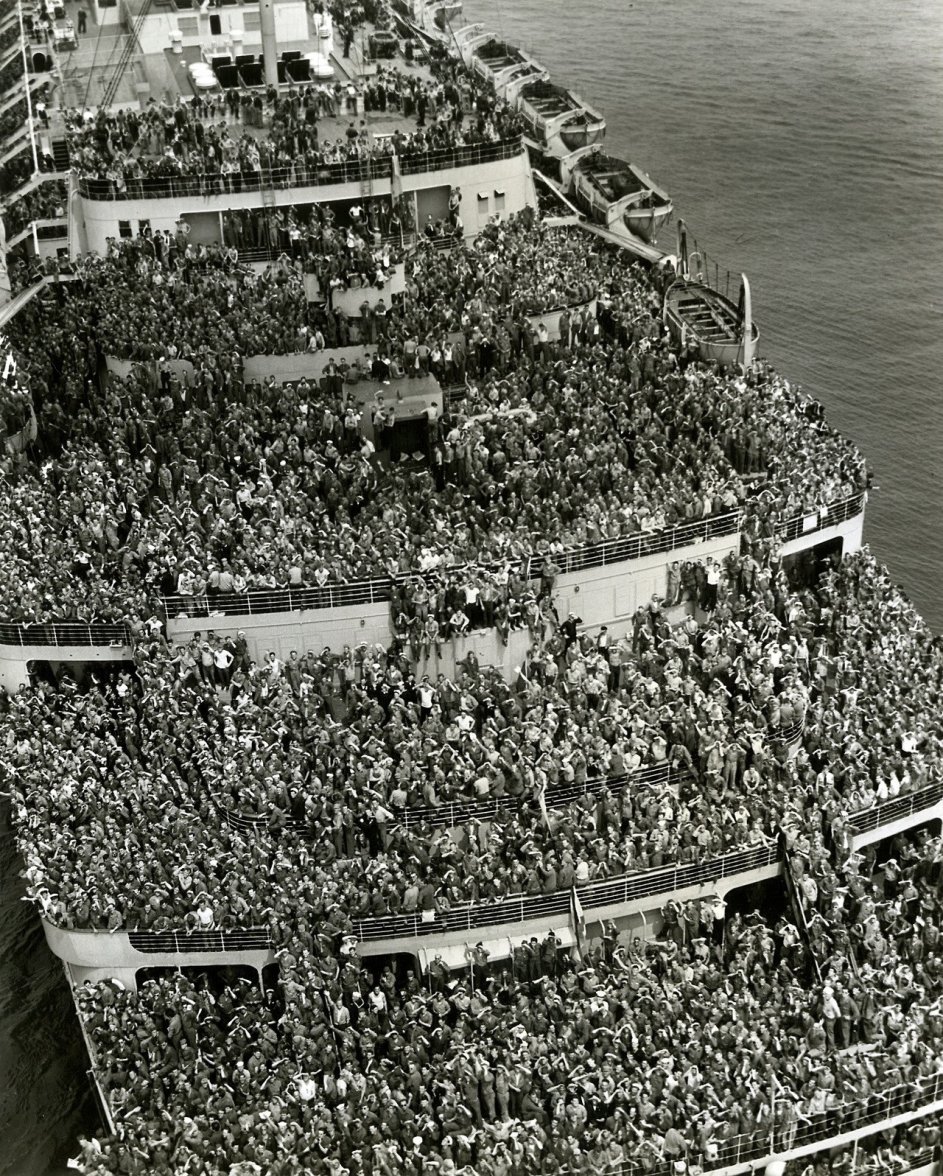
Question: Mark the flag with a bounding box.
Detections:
[537,781,549,828]
[571,886,587,954]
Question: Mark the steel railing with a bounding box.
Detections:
[396,761,677,829]
[76,157,394,201]
[162,577,394,619]
[528,510,741,576]
[160,511,742,620]
[847,778,943,837]
[214,714,801,835]
[601,1071,943,1176]
[0,486,865,645]
[776,491,866,544]
[396,136,524,175]
[107,843,779,951]
[0,621,131,647]
[212,761,680,834]
[127,928,271,954]
[572,843,778,911]
[75,138,524,203]
[769,715,805,749]
[351,842,779,943]
[159,493,866,623]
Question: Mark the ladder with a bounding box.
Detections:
[360,153,373,201]
[51,137,70,170]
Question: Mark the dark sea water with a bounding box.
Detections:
[0,803,96,1176]
[2,1,941,1171]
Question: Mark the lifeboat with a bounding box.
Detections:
[512,78,606,159]
[563,146,672,244]
[459,32,549,100]
[661,221,759,368]
[424,0,463,32]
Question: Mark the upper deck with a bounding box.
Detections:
[38,10,530,247]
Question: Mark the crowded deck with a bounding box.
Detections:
[1,0,939,1173]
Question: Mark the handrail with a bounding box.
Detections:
[214,761,680,833]
[599,1071,943,1176]
[350,842,779,942]
[217,709,802,837]
[847,778,943,837]
[158,493,866,622]
[76,157,393,201]
[160,511,742,620]
[72,843,780,949]
[769,714,805,749]
[163,576,394,620]
[397,135,524,175]
[0,620,131,647]
[0,485,865,642]
[397,760,677,829]
[534,509,740,576]
[574,842,778,910]
[775,490,866,544]
[126,928,271,953]
[75,138,524,203]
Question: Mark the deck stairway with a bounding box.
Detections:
[50,137,70,171]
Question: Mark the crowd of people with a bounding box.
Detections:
[0,214,867,625]
[0,143,34,198]
[0,95,27,151]
[64,822,943,1175]
[9,547,943,938]
[0,74,935,1171]
[2,176,67,238]
[64,48,523,197]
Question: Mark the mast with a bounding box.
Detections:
[259,0,278,87]
[739,273,755,368]
[676,218,689,279]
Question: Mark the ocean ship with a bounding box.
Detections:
[0,0,936,1173]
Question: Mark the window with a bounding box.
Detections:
[477,192,489,214]
[138,219,151,236]
[209,13,221,34]
[494,189,506,213]
[118,220,132,239]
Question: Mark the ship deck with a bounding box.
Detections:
[46,3,442,128]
